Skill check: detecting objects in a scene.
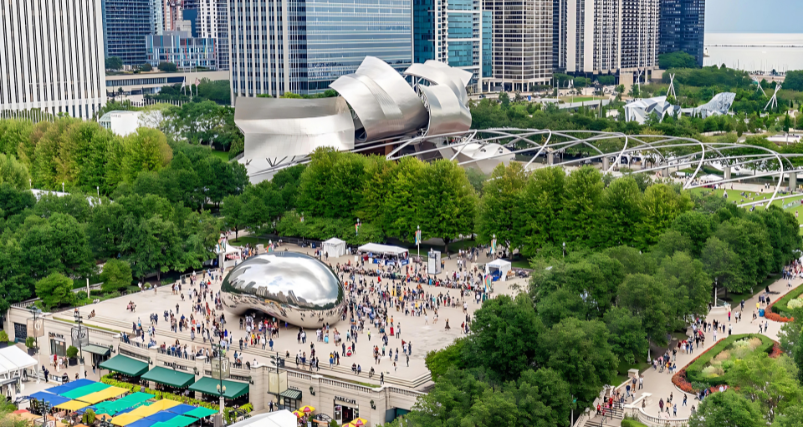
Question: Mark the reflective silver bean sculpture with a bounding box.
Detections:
[220,252,346,328]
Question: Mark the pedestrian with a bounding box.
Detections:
[683,394,687,406]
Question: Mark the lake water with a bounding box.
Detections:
[704,33,803,72]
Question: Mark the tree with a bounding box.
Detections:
[636,184,693,249]
[515,167,566,257]
[657,251,711,322]
[297,149,368,219]
[0,183,36,220]
[561,166,604,247]
[775,405,803,427]
[140,63,153,72]
[424,338,466,380]
[595,176,642,248]
[617,274,671,344]
[539,318,618,406]
[0,153,30,190]
[99,259,133,293]
[35,273,74,310]
[122,128,173,183]
[417,159,477,252]
[123,215,181,282]
[730,353,802,422]
[603,307,648,364]
[221,194,246,239]
[157,62,178,72]
[465,294,544,382]
[476,163,527,248]
[105,57,123,70]
[688,390,764,427]
[659,51,699,69]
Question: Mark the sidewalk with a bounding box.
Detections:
[633,274,796,420]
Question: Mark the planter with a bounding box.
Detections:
[27,347,37,356]
[68,357,78,366]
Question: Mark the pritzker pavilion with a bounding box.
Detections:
[234,57,507,183]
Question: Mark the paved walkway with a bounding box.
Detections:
[633,272,797,420]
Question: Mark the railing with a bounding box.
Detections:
[635,408,689,427]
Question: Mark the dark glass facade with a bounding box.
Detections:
[414,0,436,63]
[659,0,705,67]
[101,0,152,65]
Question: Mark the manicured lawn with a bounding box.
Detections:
[208,149,231,162]
[685,334,774,387]
[770,283,803,316]
[615,359,651,385]
[691,188,803,228]
[560,96,597,103]
[722,273,780,305]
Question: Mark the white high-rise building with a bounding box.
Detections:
[559,0,659,75]
[0,0,107,119]
[483,0,553,92]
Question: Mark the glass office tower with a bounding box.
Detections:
[101,0,153,65]
[659,0,705,67]
[412,0,492,93]
[229,0,413,98]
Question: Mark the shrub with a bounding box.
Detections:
[83,409,96,425]
[621,418,648,427]
[683,334,775,388]
[701,365,723,378]
[0,331,8,343]
[66,346,79,359]
[771,285,803,316]
[25,337,36,348]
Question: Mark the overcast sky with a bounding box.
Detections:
[706,0,803,33]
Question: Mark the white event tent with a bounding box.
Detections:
[486,259,512,281]
[322,238,347,258]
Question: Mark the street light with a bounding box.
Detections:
[215,341,226,415]
[61,182,65,193]
[73,310,85,375]
[29,306,42,382]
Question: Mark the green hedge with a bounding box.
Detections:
[685,334,774,387]
[771,285,803,316]
[621,419,648,427]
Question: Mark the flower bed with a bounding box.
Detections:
[671,334,777,393]
[768,284,803,321]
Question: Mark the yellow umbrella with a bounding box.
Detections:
[299,406,315,414]
[346,418,367,427]
[292,411,303,418]
[54,401,90,411]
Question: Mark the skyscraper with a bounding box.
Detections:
[484,0,553,92]
[659,0,705,67]
[0,0,106,119]
[228,0,414,99]
[413,0,493,93]
[101,0,153,65]
[558,0,659,75]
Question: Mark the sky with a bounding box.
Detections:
[706,0,803,33]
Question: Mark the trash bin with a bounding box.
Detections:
[759,309,765,317]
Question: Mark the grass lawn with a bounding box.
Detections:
[207,149,231,162]
[691,188,803,228]
[560,96,597,103]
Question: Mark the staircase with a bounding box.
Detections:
[585,407,625,427]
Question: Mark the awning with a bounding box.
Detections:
[54,401,90,411]
[182,407,217,419]
[127,400,180,418]
[0,346,37,377]
[152,415,197,427]
[141,367,195,388]
[47,379,96,396]
[100,355,149,377]
[111,413,143,426]
[145,412,177,422]
[357,243,408,256]
[82,344,112,357]
[189,377,249,399]
[126,419,158,427]
[62,382,111,399]
[77,386,129,404]
[279,389,302,400]
[30,392,71,407]
[93,392,154,415]
[164,405,196,416]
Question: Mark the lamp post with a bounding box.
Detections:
[61,182,64,193]
[73,310,85,376]
[416,225,420,258]
[29,306,42,381]
[216,341,226,415]
[41,400,52,427]
[562,242,566,258]
[97,186,100,198]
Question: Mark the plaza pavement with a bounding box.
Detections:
[70,244,524,388]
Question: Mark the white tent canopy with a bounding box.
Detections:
[357,243,408,256]
[486,259,512,281]
[0,346,37,378]
[322,237,347,258]
[229,410,296,427]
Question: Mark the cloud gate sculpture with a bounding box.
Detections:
[220,252,346,328]
[235,57,498,182]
